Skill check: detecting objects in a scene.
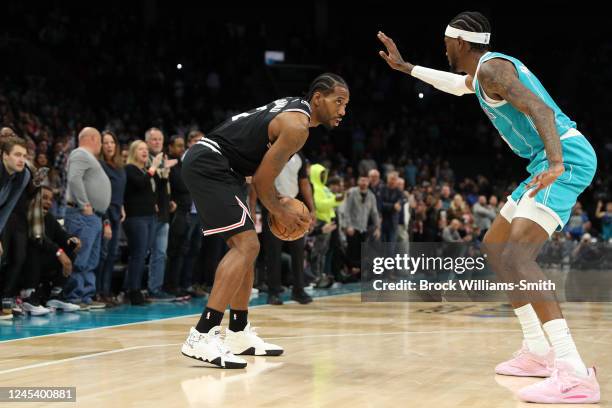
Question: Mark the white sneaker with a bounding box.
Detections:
[181,326,247,369]
[21,301,51,316]
[225,323,284,356]
[46,299,81,312]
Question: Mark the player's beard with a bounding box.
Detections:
[320,112,335,130]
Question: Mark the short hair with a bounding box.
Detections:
[145,127,163,142]
[387,171,399,179]
[327,176,342,187]
[1,136,27,156]
[187,130,204,142]
[78,127,100,142]
[448,11,491,51]
[169,134,184,145]
[0,126,17,139]
[306,73,349,101]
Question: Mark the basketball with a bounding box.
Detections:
[268,198,310,241]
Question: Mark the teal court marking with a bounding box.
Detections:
[0,284,360,342]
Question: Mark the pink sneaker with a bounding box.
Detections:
[517,360,600,404]
[495,342,554,377]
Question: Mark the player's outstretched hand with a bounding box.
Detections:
[377,31,414,74]
[526,162,565,197]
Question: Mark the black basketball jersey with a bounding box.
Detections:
[206,97,311,177]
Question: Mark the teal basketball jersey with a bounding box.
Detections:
[472,52,576,161]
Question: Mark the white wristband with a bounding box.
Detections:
[411,66,474,96]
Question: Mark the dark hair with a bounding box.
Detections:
[327,176,342,187]
[448,11,491,51]
[306,73,349,101]
[169,134,184,145]
[187,130,204,143]
[100,130,124,168]
[35,152,48,166]
[1,136,27,156]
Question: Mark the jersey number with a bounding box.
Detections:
[231,105,268,122]
[231,99,290,121]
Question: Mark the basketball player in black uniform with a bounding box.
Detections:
[180,73,349,368]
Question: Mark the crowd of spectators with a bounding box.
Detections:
[1,5,610,317]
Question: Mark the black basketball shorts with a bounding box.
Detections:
[181,140,254,240]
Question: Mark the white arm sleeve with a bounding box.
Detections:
[411,66,474,96]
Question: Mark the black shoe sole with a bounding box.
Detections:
[267,296,283,305]
[181,352,247,369]
[262,349,284,356]
[237,347,284,357]
[292,300,312,305]
[291,296,313,304]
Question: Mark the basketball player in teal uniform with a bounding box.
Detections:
[378,11,600,404]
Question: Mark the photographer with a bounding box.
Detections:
[571,233,602,269]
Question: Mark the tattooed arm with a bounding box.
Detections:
[478,59,564,196]
[252,112,311,231]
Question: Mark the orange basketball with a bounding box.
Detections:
[268,198,310,241]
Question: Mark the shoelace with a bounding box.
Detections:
[512,348,554,370]
[512,348,529,359]
[541,366,580,393]
[244,326,265,346]
[510,348,541,367]
[207,331,233,356]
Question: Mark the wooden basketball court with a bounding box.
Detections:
[0,293,609,407]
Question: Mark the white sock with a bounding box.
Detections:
[543,318,588,377]
[514,304,550,356]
